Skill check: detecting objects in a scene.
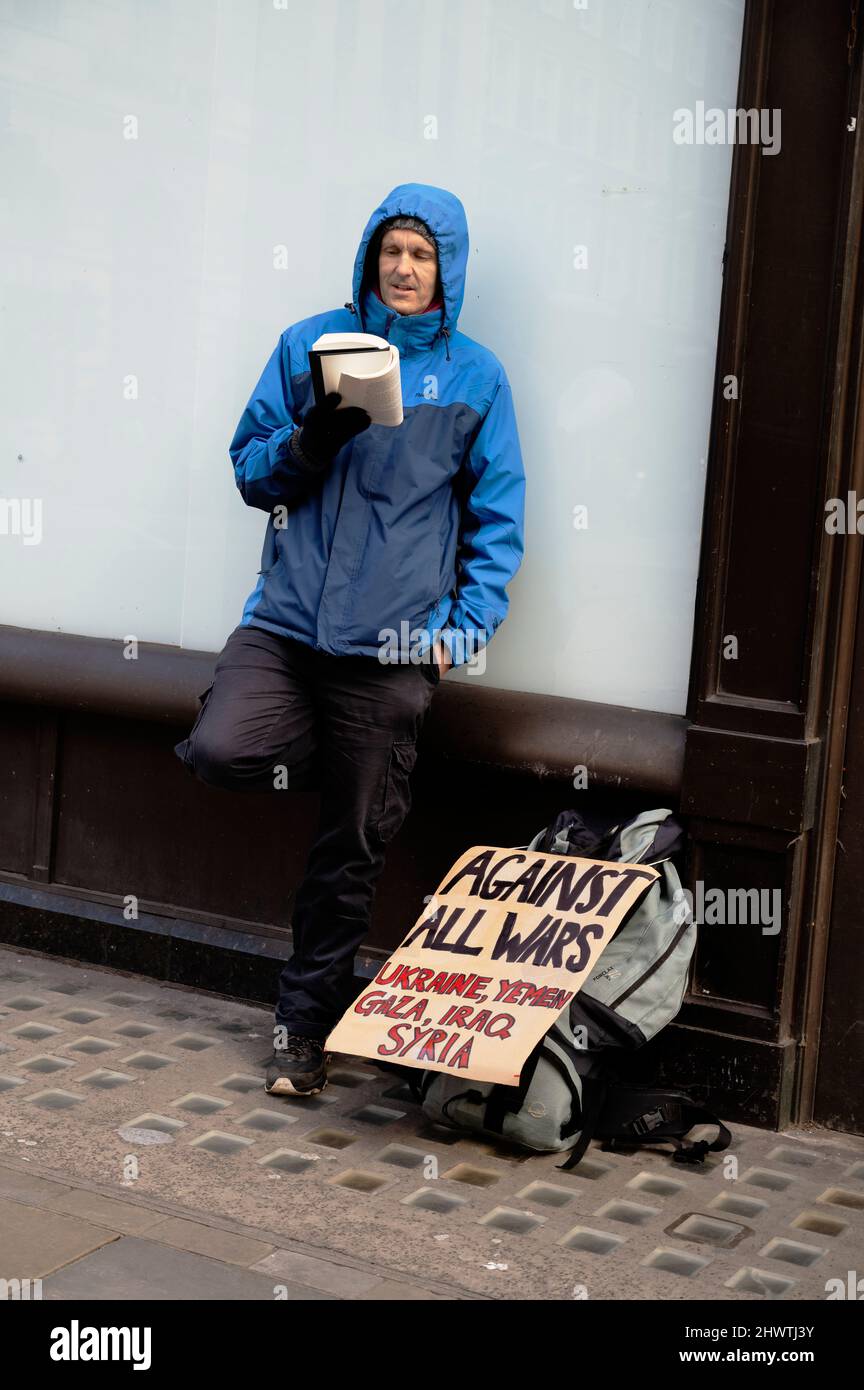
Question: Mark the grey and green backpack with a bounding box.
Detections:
[409,808,730,1170]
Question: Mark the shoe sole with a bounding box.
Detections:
[264,1051,332,1098]
[264,1076,326,1097]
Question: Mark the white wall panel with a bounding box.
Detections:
[0,0,745,713]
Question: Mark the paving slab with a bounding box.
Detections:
[2,945,864,1301]
[0,1196,118,1279]
[358,1278,450,1300]
[251,1247,392,1298]
[0,1165,71,1204]
[41,1188,166,1236]
[143,1214,275,1266]
[41,1235,332,1301]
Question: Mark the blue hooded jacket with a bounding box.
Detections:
[229,183,525,669]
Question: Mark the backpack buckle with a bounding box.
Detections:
[631,1102,683,1135]
[631,1107,666,1135]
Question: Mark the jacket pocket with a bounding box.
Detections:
[376,739,420,844]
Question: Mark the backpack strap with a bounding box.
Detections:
[405,1069,427,1103]
[538,1042,584,1139]
[555,1071,609,1171]
[483,1046,543,1134]
[598,1086,731,1163]
[668,1105,732,1164]
[441,1087,486,1124]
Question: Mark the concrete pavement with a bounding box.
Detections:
[2,944,863,1301]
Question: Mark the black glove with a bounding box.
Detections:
[295,391,371,469]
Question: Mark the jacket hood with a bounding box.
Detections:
[351,183,469,337]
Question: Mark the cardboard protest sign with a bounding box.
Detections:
[326,844,659,1085]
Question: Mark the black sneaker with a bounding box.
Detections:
[264,1035,328,1096]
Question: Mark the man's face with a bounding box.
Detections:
[378,228,439,315]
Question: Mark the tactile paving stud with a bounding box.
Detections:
[303,1128,357,1151]
[666,1213,749,1248]
[726,1266,795,1297]
[478,1207,546,1234]
[190,1131,254,1156]
[259,1149,319,1174]
[595,1199,661,1226]
[791,1211,847,1237]
[844,1161,864,1181]
[350,1104,406,1126]
[121,1052,173,1071]
[233,1109,297,1132]
[766,1145,822,1168]
[740,1167,794,1191]
[475,1140,534,1166]
[217,1074,262,1094]
[328,1067,373,1089]
[157,1008,197,1021]
[102,993,151,1007]
[172,1094,231,1116]
[4,997,48,1012]
[7,1023,61,1041]
[78,1070,135,1089]
[47,983,89,996]
[113,1023,158,1039]
[0,1076,27,1093]
[571,1157,612,1180]
[757,1237,825,1267]
[402,1188,468,1215]
[25,1089,83,1109]
[560,1226,625,1255]
[328,1170,392,1193]
[335,1058,379,1077]
[59,1009,104,1024]
[121,1113,186,1136]
[709,1192,769,1218]
[64,1037,118,1054]
[381,1082,418,1103]
[627,1172,688,1198]
[817,1187,864,1211]
[376,1144,431,1170]
[0,969,35,982]
[443,1163,501,1188]
[17,1055,75,1074]
[641,1247,712,1277]
[171,1034,218,1051]
[416,1123,466,1147]
[516,1181,578,1208]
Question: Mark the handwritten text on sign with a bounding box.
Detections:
[326,845,659,1085]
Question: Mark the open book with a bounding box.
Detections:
[308,332,403,428]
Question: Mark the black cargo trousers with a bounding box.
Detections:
[174,623,440,1041]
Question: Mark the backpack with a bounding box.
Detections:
[410,808,731,1170]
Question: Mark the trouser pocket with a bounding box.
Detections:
[174,682,215,771]
[375,739,420,843]
[419,653,440,686]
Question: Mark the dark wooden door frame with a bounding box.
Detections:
[806,25,864,1129]
[679,0,864,1128]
